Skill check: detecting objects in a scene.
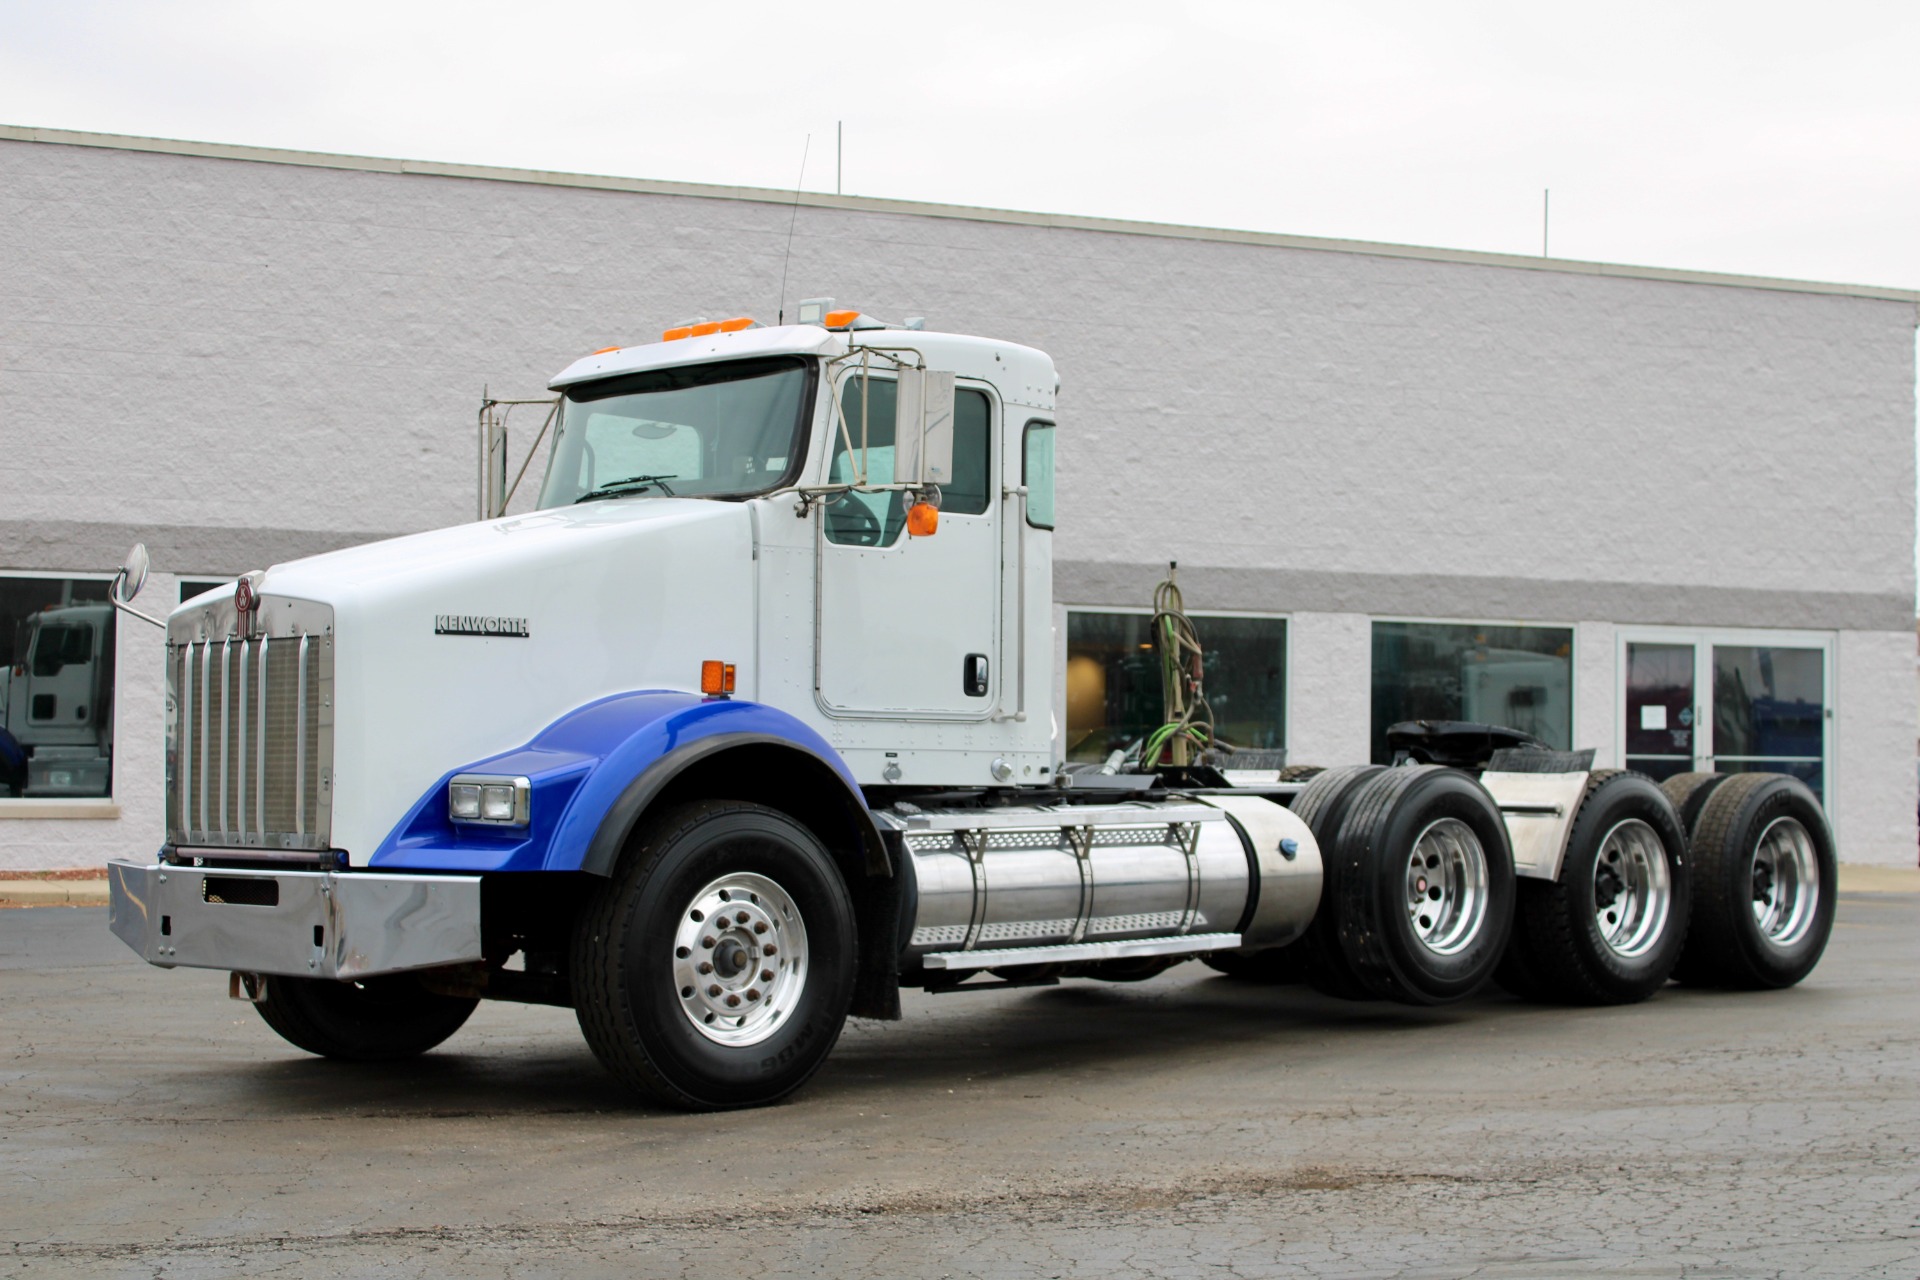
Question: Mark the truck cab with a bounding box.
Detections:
[1,601,115,797]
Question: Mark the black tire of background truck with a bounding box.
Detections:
[1671,772,1836,990]
[1323,766,1516,1005]
[571,799,857,1111]
[252,975,477,1061]
[1501,771,1691,1005]
[1660,771,1731,836]
[1287,764,1387,1001]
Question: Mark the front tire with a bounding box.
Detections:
[1504,771,1691,1005]
[253,974,477,1061]
[572,800,857,1110]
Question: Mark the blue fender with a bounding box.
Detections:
[369,691,873,875]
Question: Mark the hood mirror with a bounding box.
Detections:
[109,542,164,629]
[112,543,150,605]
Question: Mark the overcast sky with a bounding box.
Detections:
[3,0,1918,292]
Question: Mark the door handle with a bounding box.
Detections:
[964,654,989,697]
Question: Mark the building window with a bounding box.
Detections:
[1065,611,1287,765]
[179,579,233,603]
[0,575,116,798]
[1371,621,1573,763]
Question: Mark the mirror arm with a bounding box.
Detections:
[108,588,165,630]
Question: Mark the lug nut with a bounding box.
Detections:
[726,994,741,1007]
[762,944,777,956]
[707,984,722,997]
[735,911,750,925]
[702,936,716,949]
[697,961,713,975]
[746,989,760,1001]
[753,921,767,934]
[761,969,774,983]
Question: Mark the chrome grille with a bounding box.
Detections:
[167,594,333,851]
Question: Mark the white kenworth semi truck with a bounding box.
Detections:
[106,306,1838,1111]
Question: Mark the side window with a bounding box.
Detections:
[1022,421,1055,529]
[943,389,992,515]
[824,381,995,545]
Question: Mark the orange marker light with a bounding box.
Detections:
[719,316,758,332]
[690,321,722,337]
[590,345,622,355]
[661,326,693,342]
[700,660,738,696]
[822,309,861,329]
[907,502,940,537]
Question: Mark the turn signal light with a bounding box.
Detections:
[689,321,722,337]
[700,660,737,696]
[823,309,861,329]
[907,502,940,537]
[661,326,693,341]
[590,345,622,355]
[718,316,758,332]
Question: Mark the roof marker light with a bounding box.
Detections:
[718,316,759,332]
[689,321,723,337]
[822,309,861,329]
[661,326,693,342]
[590,345,622,355]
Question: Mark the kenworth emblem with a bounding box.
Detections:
[434,615,530,638]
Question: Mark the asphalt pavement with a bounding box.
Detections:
[2,888,1916,1278]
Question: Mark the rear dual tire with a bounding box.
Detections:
[1669,772,1835,990]
[1497,771,1691,1005]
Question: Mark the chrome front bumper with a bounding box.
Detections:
[107,860,483,980]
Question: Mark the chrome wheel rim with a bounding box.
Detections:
[672,873,808,1048]
[1751,817,1819,950]
[1405,818,1489,956]
[1592,819,1671,959]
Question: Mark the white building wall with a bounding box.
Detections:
[1,130,1914,867]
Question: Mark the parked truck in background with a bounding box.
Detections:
[1,601,116,798]
[105,303,1839,1110]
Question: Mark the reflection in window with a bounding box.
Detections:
[1023,422,1055,530]
[1713,645,1824,799]
[1371,622,1573,763]
[0,576,115,798]
[1066,612,1286,764]
[827,380,991,547]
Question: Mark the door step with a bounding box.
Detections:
[920,931,1242,972]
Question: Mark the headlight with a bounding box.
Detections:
[448,774,530,827]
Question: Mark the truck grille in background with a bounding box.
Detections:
[167,599,333,852]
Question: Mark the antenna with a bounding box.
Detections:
[1543,188,1550,257]
[777,134,811,326]
[837,121,843,196]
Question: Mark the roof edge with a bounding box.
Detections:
[5,122,1917,306]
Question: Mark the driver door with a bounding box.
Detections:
[815,376,1000,716]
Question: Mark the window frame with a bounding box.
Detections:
[822,373,998,548]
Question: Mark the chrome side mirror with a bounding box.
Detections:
[112,543,150,605]
[109,542,164,629]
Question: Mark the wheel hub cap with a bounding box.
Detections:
[672,873,808,1047]
[1404,817,1490,957]
[1751,817,1819,950]
[1591,818,1671,960]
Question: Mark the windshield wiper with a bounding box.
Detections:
[574,474,678,503]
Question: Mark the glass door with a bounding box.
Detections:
[1624,641,1699,781]
[1619,631,1831,803]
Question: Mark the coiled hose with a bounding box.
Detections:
[1141,563,1215,768]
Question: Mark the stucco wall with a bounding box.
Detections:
[1,135,1913,867]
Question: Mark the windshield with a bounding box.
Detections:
[537,356,815,508]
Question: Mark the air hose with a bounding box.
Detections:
[1142,562,1215,769]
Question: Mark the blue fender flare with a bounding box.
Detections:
[370,692,886,877]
